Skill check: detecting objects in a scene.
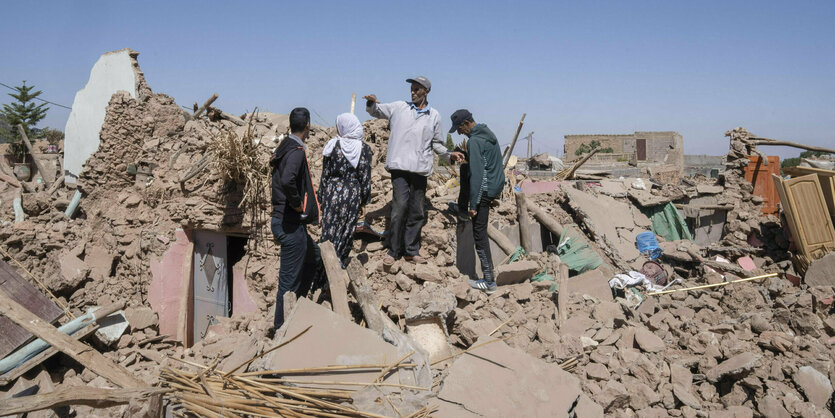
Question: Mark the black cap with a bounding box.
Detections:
[449,109,473,133]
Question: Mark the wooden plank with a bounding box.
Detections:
[773,174,835,260]
[0,289,143,388]
[0,260,63,359]
[745,156,780,215]
[487,224,516,255]
[0,386,168,416]
[0,322,99,386]
[318,241,352,320]
[783,166,835,222]
[178,240,194,348]
[16,125,51,182]
[515,192,533,253]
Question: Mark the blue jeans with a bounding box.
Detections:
[272,217,322,329]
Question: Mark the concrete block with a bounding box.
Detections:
[437,336,595,417]
[260,298,405,389]
[566,268,614,302]
[495,260,540,286]
[94,310,128,346]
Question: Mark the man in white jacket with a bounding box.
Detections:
[364,76,451,266]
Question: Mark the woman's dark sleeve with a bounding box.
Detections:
[359,144,372,206]
[320,154,332,196]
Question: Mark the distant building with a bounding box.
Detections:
[564,131,684,168]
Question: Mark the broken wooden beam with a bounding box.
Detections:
[345,259,385,334]
[0,301,124,375]
[47,175,64,195]
[16,125,51,182]
[515,192,533,253]
[0,386,169,416]
[487,224,517,255]
[0,171,23,189]
[502,113,526,170]
[752,138,835,155]
[217,109,245,126]
[527,200,565,237]
[193,93,218,119]
[560,148,599,180]
[319,241,352,320]
[0,290,143,388]
[674,204,734,211]
[0,322,99,386]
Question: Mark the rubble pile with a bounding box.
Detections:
[1,51,834,417]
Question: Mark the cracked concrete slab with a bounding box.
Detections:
[437,336,595,417]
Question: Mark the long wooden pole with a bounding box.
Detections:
[527,200,565,237]
[752,138,835,155]
[16,125,50,181]
[515,192,533,253]
[502,113,526,170]
[193,93,219,118]
[319,241,351,320]
[561,148,599,180]
[487,224,516,255]
[0,386,168,416]
[0,290,143,388]
[647,273,778,296]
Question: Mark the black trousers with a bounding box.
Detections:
[471,196,495,282]
[388,170,427,258]
[271,217,322,329]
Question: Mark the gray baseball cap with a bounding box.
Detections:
[406,76,431,91]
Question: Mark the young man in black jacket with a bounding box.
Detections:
[270,107,322,329]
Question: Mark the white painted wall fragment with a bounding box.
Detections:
[63,49,139,183]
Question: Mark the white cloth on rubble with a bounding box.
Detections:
[323,113,364,168]
[609,271,665,292]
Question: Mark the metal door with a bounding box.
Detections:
[193,230,229,342]
[636,139,647,161]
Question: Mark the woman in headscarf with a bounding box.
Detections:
[318,113,373,267]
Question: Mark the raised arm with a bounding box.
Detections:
[364,94,395,120]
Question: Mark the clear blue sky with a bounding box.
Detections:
[1,1,833,159]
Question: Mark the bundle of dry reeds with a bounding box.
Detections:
[208,115,270,211]
[160,327,436,417]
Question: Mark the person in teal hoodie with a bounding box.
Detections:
[449,109,506,294]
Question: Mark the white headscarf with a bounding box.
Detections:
[323,113,364,168]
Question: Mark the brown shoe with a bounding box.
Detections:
[404,255,428,264]
[383,255,396,266]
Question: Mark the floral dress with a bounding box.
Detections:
[318,141,373,267]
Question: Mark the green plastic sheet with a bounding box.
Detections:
[642,202,693,242]
[555,225,605,274]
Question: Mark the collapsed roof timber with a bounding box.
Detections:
[1,49,834,417]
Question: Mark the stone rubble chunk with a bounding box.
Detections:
[634,326,665,353]
[706,352,761,383]
[124,306,158,330]
[673,383,702,409]
[793,366,833,408]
